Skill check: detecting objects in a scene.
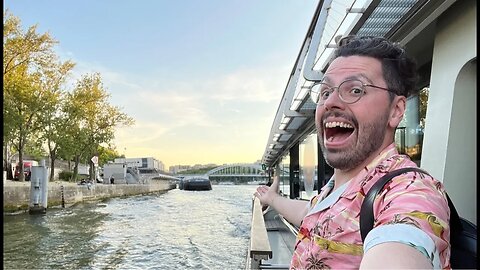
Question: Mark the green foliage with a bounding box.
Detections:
[3,10,135,182]
[3,11,60,181]
[58,170,74,181]
[97,145,122,166]
[23,137,47,161]
[58,170,88,181]
[3,10,58,76]
[61,72,134,180]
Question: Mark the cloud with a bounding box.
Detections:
[101,65,289,132]
[57,53,288,166]
[114,121,169,145]
[135,89,221,128]
[55,46,144,94]
[205,66,290,103]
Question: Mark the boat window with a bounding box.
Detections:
[395,87,429,167]
[279,155,290,197]
[299,134,318,200]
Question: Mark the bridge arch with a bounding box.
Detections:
[206,163,268,184]
[207,163,263,176]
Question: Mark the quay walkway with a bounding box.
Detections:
[3,179,176,214]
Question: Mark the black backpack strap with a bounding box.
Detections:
[445,193,463,233]
[359,167,428,242]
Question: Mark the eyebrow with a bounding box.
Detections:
[322,73,374,84]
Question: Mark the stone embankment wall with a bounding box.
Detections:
[3,180,176,213]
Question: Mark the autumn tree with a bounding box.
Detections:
[3,68,48,181]
[4,11,134,183]
[37,60,75,182]
[61,73,134,181]
[3,11,74,181]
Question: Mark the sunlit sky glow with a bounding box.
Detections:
[4,1,318,168]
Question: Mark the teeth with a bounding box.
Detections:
[324,121,353,129]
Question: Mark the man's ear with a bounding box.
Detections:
[389,96,406,128]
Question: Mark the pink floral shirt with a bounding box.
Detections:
[290,143,451,269]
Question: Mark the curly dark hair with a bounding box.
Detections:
[333,35,419,98]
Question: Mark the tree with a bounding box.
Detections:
[3,11,60,181]
[4,68,46,181]
[37,59,75,182]
[97,145,122,166]
[3,91,16,178]
[61,73,134,181]
[23,133,47,161]
[4,11,134,183]
[3,10,57,76]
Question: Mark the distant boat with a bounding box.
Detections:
[180,177,212,191]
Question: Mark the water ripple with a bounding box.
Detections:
[4,185,257,270]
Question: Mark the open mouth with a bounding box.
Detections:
[324,121,355,143]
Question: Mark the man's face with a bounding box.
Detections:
[315,55,393,171]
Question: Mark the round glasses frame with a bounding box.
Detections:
[309,79,396,105]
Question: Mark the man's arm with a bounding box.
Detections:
[360,242,432,269]
[254,175,308,227]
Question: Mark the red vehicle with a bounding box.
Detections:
[14,161,38,181]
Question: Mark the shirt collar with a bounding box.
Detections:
[364,143,399,171]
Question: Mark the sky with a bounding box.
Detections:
[4,0,319,169]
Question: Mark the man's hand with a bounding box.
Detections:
[254,174,280,206]
[253,167,308,227]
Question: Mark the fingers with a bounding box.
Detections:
[271,165,281,190]
[272,175,280,183]
[257,185,268,193]
[270,175,280,191]
[255,187,266,197]
[274,164,281,177]
[254,185,269,201]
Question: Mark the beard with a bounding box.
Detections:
[318,112,389,171]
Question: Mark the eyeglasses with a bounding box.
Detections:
[309,79,396,105]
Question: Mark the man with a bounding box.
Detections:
[255,36,450,269]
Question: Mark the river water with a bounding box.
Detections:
[3,185,258,270]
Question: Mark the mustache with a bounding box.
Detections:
[320,111,358,129]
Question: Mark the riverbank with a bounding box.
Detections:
[3,179,177,214]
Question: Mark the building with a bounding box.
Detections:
[114,157,165,173]
[169,165,191,174]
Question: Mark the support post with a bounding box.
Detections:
[289,143,300,199]
[29,160,48,214]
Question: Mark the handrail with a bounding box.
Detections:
[277,214,299,236]
[259,263,290,269]
[248,197,273,269]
